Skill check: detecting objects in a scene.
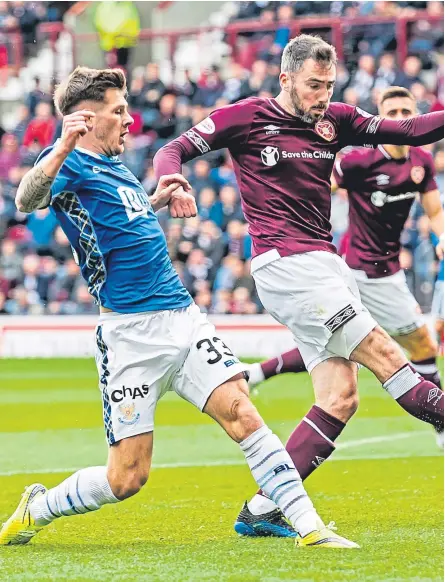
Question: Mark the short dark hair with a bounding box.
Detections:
[281,34,337,73]
[379,86,416,107]
[54,66,127,116]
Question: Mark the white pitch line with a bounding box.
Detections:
[0,431,434,477]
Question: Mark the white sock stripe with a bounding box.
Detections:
[411,362,439,375]
[383,365,422,399]
[274,483,297,505]
[302,417,335,447]
[251,449,281,471]
[258,466,297,490]
[283,494,308,514]
[276,355,284,374]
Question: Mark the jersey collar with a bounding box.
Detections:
[378,144,410,160]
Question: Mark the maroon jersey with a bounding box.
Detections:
[154,97,443,259]
[333,146,437,278]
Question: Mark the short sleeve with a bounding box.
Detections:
[35,146,81,199]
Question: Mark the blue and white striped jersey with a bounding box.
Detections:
[36,143,191,313]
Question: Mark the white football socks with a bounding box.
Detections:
[247,363,265,386]
[239,425,318,536]
[30,466,119,526]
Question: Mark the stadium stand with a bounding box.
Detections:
[0,0,442,315]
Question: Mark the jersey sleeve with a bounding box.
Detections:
[419,151,438,194]
[335,103,444,148]
[35,146,81,199]
[332,151,361,189]
[153,100,255,179]
[182,100,255,154]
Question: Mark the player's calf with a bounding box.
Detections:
[395,325,442,391]
[351,326,444,431]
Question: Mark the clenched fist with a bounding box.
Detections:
[57,110,95,155]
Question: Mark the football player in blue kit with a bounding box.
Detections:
[0,66,357,549]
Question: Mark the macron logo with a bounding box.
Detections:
[264,124,280,135]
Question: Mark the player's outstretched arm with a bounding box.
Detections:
[150,173,196,218]
[344,108,444,148]
[16,110,95,213]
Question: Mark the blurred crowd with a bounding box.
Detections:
[0,1,443,315]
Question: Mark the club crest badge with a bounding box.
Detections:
[411,166,425,184]
[315,120,336,142]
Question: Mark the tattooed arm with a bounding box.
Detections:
[16,148,68,212]
[16,109,95,213]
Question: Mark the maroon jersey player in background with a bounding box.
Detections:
[153,34,444,538]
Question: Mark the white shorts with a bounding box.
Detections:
[431,280,444,322]
[352,269,424,336]
[95,303,246,445]
[251,250,376,373]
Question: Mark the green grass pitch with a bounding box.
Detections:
[0,358,443,582]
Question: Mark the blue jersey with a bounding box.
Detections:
[37,143,191,313]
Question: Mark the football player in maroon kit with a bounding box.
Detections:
[153,35,444,539]
[240,86,444,536]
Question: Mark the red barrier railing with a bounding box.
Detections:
[69,10,443,69]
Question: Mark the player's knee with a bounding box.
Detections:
[364,327,406,367]
[228,387,263,442]
[107,464,149,500]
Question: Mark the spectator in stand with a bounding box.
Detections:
[434,148,444,194]
[0,290,7,314]
[219,185,244,230]
[350,54,375,104]
[120,133,147,180]
[193,66,225,107]
[410,81,434,114]
[194,286,213,313]
[211,288,232,314]
[223,61,248,103]
[11,104,30,144]
[0,134,21,181]
[74,284,97,315]
[213,255,240,292]
[182,247,212,296]
[0,1,18,30]
[26,77,50,116]
[374,53,397,90]
[140,62,166,119]
[197,186,223,227]
[5,286,36,315]
[25,207,57,252]
[189,159,212,195]
[175,98,193,136]
[50,226,74,264]
[0,239,22,283]
[22,101,56,148]
[209,151,237,190]
[166,222,183,262]
[239,59,268,100]
[52,258,80,304]
[10,1,42,58]
[395,55,423,88]
[151,93,177,145]
[174,69,198,102]
[195,219,226,279]
[272,3,294,51]
[231,286,258,314]
[225,219,248,260]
